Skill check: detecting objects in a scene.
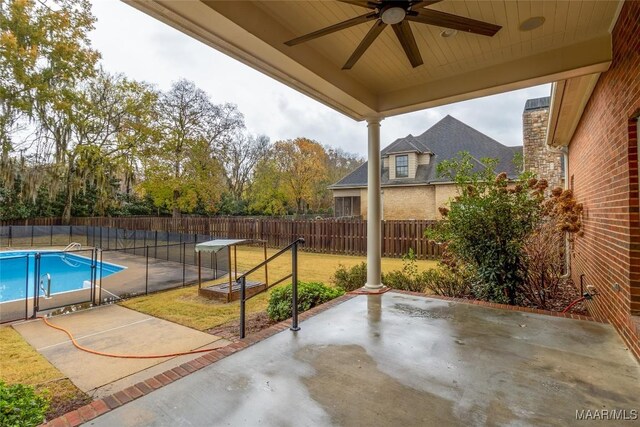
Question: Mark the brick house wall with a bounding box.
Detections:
[334,184,459,220]
[523,99,564,189]
[568,0,640,360]
[382,186,436,220]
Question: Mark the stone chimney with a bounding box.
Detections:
[523,97,563,189]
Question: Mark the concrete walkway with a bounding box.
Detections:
[89,293,640,426]
[13,305,230,397]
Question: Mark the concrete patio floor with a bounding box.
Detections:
[89,292,639,426]
[13,305,231,397]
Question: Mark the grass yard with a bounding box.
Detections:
[0,326,90,420]
[120,247,438,331]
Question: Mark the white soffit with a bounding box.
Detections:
[547,74,601,147]
[124,1,621,121]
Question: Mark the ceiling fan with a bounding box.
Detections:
[284,0,502,70]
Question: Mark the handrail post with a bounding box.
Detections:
[99,249,103,305]
[91,248,97,304]
[198,250,202,289]
[33,253,41,318]
[240,276,247,339]
[24,255,29,319]
[145,245,149,295]
[290,239,301,332]
[235,237,305,339]
[182,241,186,286]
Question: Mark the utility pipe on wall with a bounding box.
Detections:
[560,145,571,279]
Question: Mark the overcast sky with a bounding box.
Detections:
[89,0,551,157]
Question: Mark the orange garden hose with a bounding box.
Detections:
[39,316,221,359]
[561,296,586,314]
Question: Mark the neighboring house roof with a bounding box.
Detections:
[330,115,522,189]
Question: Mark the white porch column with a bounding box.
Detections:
[365,117,383,290]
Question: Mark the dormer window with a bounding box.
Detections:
[395,155,408,178]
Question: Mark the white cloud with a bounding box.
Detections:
[90,0,550,156]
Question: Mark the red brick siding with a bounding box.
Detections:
[568,0,640,360]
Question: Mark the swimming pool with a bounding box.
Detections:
[0,251,125,303]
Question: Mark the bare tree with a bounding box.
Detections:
[221,133,270,201]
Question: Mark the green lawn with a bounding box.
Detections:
[0,326,90,419]
[120,247,438,331]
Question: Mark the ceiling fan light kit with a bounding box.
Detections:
[381,6,406,25]
[284,0,502,70]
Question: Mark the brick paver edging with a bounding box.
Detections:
[390,289,607,323]
[40,294,356,427]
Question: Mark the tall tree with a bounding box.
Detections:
[0,0,99,160]
[316,146,364,211]
[273,138,328,214]
[221,133,269,201]
[325,146,364,184]
[249,155,290,215]
[249,140,362,215]
[38,71,158,222]
[140,79,244,217]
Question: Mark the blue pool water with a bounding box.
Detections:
[0,251,125,302]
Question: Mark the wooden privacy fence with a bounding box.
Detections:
[2,217,442,259]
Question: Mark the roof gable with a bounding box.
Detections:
[381,135,429,156]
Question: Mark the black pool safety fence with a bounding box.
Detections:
[0,248,100,323]
[0,226,232,323]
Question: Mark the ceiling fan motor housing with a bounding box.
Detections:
[381,6,407,25]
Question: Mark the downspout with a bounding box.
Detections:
[559,146,571,279]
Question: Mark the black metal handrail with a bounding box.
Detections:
[238,237,305,338]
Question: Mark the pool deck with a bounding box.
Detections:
[85,292,640,426]
[0,247,223,322]
[13,305,231,397]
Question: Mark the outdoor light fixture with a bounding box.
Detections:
[440,29,458,38]
[380,6,406,25]
[519,16,545,31]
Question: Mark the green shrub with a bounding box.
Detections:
[426,152,542,304]
[382,270,426,292]
[0,382,49,427]
[421,267,473,298]
[267,282,344,322]
[380,249,426,293]
[332,262,367,292]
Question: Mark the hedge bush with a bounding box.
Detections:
[267,282,344,322]
[421,267,473,298]
[0,382,49,427]
[332,262,367,292]
[330,250,473,296]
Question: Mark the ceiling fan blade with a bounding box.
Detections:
[411,0,444,7]
[407,9,501,37]
[338,0,380,9]
[343,20,387,70]
[392,21,423,68]
[285,12,378,46]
